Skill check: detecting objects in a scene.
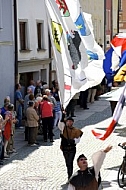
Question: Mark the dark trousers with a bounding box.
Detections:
[25,126,28,141]
[0,139,3,159]
[66,99,77,116]
[80,90,88,108]
[63,149,76,179]
[110,101,117,115]
[0,145,4,160]
[0,133,4,159]
[42,117,53,141]
[28,127,38,144]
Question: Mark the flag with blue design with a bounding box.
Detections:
[87,50,98,61]
[111,34,126,68]
[103,47,120,85]
[64,0,105,87]
[45,0,90,108]
[54,0,105,88]
[65,0,104,60]
[75,12,90,36]
[103,34,126,85]
[45,0,106,108]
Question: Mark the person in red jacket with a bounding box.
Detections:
[40,95,54,142]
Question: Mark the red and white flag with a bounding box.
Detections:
[92,83,126,140]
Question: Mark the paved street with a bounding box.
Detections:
[0,99,126,190]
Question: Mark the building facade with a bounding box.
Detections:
[78,0,118,52]
[0,0,120,106]
[105,0,113,51]
[17,0,51,96]
[119,0,126,33]
[80,0,104,48]
[0,0,15,106]
[112,0,118,36]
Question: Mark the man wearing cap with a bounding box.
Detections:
[68,145,112,190]
[58,116,83,180]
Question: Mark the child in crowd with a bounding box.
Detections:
[3,104,14,158]
[7,104,17,154]
[0,115,4,164]
[0,113,10,162]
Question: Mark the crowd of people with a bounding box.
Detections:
[0,78,108,162]
[0,97,17,164]
[0,79,62,164]
[0,77,120,189]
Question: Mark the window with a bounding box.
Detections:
[37,22,44,50]
[106,10,110,31]
[19,21,28,50]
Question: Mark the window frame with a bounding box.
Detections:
[19,19,30,51]
[36,20,45,51]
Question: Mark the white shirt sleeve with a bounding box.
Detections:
[74,137,80,144]
[92,150,106,181]
[58,121,65,133]
[68,183,75,190]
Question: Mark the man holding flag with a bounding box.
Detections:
[68,145,112,190]
[58,116,83,180]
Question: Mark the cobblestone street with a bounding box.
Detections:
[0,99,126,190]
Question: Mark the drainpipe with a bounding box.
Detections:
[48,33,52,87]
[117,0,119,33]
[111,0,113,39]
[13,0,18,107]
[104,0,106,52]
[14,0,18,84]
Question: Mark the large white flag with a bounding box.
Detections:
[45,0,89,108]
[45,0,105,108]
[54,0,105,88]
[82,11,105,89]
[51,0,89,75]
[64,0,105,89]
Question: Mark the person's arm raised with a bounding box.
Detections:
[92,145,112,181]
[103,145,113,153]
